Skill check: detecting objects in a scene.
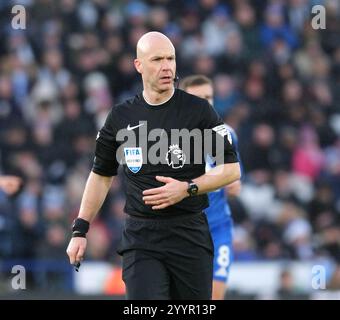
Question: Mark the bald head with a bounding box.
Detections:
[136,31,175,59]
[134,31,176,97]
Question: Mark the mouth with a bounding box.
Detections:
[160,76,173,82]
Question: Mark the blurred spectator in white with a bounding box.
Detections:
[38,49,71,90]
[278,201,314,260]
[25,79,62,127]
[202,5,239,57]
[83,72,112,129]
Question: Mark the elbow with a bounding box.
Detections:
[226,180,242,197]
[235,165,241,181]
[229,163,241,185]
[221,162,241,186]
[232,163,241,183]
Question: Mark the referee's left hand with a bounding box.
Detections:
[142,176,188,210]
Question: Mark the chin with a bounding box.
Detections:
[161,83,174,89]
[156,86,172,93]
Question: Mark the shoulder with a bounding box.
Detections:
[175,89,209,110]
[103,94,140,130]
[111,94,140,115]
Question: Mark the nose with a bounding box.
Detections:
[161,59,171,70]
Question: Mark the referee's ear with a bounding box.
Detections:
[134,58,142,74]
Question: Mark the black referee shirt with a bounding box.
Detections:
[93,89,238,217]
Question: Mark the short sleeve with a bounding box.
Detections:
[200,101,238,165]
[92,109,120,176]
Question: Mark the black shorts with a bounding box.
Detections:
[117,212,214,300]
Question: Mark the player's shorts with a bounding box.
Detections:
[209,218,233,283]
[117,211,214,300]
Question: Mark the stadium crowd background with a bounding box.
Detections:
[0,0,339,297]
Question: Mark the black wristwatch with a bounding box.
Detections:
[187,180,199,197]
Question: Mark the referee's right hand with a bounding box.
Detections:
[66,237,87,265]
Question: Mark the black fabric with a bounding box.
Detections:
[93,89,238,218]
[93,142,119,176]
[118,212,213,300]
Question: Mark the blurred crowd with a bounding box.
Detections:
[0,0,339,291]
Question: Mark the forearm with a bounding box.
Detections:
[78,171,114,223]
[193,162,241,195]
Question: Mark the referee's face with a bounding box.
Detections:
[146,50,176,93]
[136,37,176,93]
[186,84,214,105]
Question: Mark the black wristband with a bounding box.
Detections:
[72,231,87,238]
[72,218,90,234]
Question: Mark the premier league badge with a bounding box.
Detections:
[124,147,143,173]
[165,144,186,169]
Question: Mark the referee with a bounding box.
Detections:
[66,31,240,300]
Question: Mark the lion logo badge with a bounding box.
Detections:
[165,144,186,169]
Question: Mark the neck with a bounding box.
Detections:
[143,87,175,105]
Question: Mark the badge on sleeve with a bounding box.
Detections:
[212,124,232,145]
[124,147,143,173]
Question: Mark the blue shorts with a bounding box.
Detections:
[209,219,233,283]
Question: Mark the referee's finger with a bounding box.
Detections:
[76,247,85,262]
[145,199,164,205]
[142,186,165,195]
[66,246,77,265]
[143,194,166,201]
[152,202,170,210]
[155,176,173,183]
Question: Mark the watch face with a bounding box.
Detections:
[189,183,198,195]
